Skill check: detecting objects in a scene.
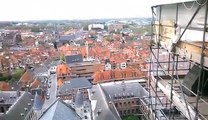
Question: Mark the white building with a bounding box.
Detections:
[88,24,104,31]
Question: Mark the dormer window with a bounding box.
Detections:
[20,113,24,116]
[24,108,28,111]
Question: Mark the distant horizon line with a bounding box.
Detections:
[0,17,151,22]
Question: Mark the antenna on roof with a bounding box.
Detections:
[85,41,89,59]
[16,90,21,97]
[121,80,126,91]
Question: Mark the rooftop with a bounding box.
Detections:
[0,91,34,120]
[89,84,121,120]
[58,77,92,96]
[39,99,81,120]
[0,81,10,91]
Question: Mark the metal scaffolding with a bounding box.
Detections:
[148,0,208,120]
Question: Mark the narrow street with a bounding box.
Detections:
[42,74,57,112]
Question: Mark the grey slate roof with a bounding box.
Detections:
[39,99,81,120]
[1,91,34,120]
[9,81,19,91]
[65,54,83,64]
[89,81,149,120]
[74,90,84,107]
[101,81,149,100]
[33,66,48,75]
[50,60,60,67]
[58,77,92,96]
[43,59,53,68]
[89,84,121,120]
[60,35,75,41]
[59,32,83,42]
[0,91,21,104]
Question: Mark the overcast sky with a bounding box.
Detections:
[0,0,184,21]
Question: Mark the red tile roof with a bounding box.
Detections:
[30,79,41,89]
[92,68,146,83]
[19,70,33,83]
[0,81,10,91]
[56,63,71,76]
[57,79,64,88]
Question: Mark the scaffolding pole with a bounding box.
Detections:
[175,55,192,120]
[150,3,206,119]
[150,1,208,119]
[195,1,208,120]
[148,6,155,119]
[169,55,175,120]
[153,5,162,120]
[172,5,202,50]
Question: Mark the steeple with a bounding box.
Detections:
[33,92,43,110]
[74,90,84,108]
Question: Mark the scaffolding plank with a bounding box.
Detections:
[176,41,208,57]
[192,102,208,116]
[150,76,201,120]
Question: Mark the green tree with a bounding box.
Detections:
[104,25,108,30]
[122,115,140,120]
[0,76,11,82]
[60,54,65,61]
[31,27,42,32]
[13,68,24,79]
[123,24,130,28]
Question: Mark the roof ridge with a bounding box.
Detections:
[97,84,121,120]
[58,99,76,112]
[97,84,110,108]
[39,98,60,119]
[53,98,81,120]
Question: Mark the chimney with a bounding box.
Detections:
[0,97,5,103]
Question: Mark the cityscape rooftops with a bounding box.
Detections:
[39,99,81,120]
[74,90,84,107]
[100,79,148,100]
[65,54,83,64]
[33,66,48,75]
[58,77,92,96]
[19,69,34,83]
[89,84,121,120]
[0,81,10,91]
[0,91,34,120]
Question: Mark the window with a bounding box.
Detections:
[84,116,88,119]
[123,110,126,115]
[128,101,130,104]
[119,111,122,115]
[119,102,122,106]
[132,101,135,104]
[128,110,130,114]
[1,107,4,113]
[115,103,118,108]
[132,109,135,113]
[136,108,139,113]
[124,102,126,105]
